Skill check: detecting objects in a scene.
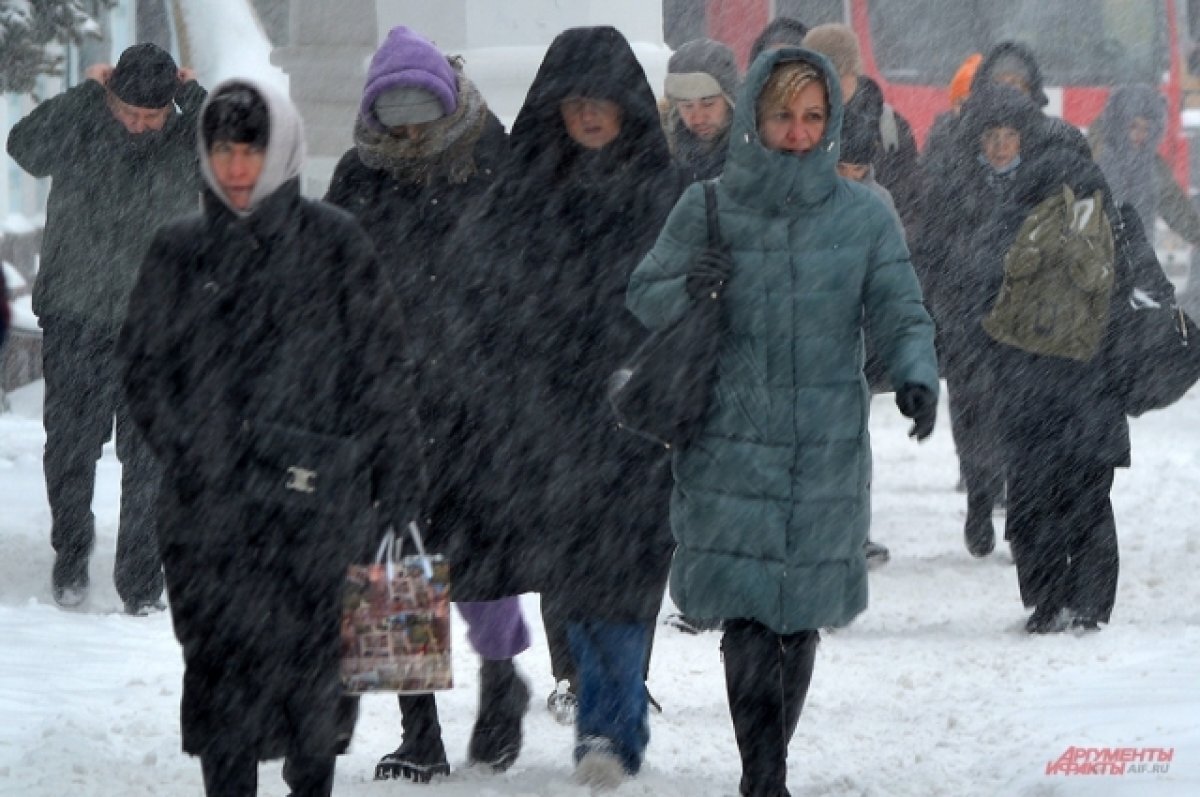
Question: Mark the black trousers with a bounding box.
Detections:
[42,316,162,604]
[200,750,336,797]
[722,620,819,797]
[945,350,1005,507]
[1006,453,1119,622]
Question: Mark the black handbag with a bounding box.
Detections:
[1110,206,1200,417]
[609,181,725,449]
[1119,295,1200,417]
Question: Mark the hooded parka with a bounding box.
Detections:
[627,48,937,634]
[118,78,423,762]
[448,26,685,619]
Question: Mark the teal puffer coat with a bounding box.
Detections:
[627,48,938,634]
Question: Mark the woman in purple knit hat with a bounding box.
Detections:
[325,24,533,784]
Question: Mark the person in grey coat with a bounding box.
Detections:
[6,43,206,613]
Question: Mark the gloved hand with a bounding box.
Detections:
[895,383,936,441]
[686,247,734,299]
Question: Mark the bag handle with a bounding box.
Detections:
[371,522,434,580]
[703,180,722,250]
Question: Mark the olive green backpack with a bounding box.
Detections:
[982,185,1115,361]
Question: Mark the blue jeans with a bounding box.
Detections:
[567,620,650,774]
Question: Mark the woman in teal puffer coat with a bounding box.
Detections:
[628,48,938,797]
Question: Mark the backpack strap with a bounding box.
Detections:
[703,179,723,249]
[880,104,899,153]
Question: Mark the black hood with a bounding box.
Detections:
[956,83,1044,154]
[971,42,1049,108]
[507,26,671,179]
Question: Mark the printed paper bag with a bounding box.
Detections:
[340,523,452,694]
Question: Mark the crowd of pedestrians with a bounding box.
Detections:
[3,12,1188,797]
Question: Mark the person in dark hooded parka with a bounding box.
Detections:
[971,41,1088,154]
[447,26,684,786]
[118,78,424,797]
[986,131,1140,634]
[629,47,938,796]
[916,85,1043,558]
[1092,84,1200,251]
[323,25,532,783]
[952,83,1165,633]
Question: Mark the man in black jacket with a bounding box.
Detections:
[6,43,206,613]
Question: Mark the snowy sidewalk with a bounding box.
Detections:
[1,381,1197,796]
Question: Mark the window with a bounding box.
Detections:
[664,0,707,49]
[775,0,846,27]
[867,0,1168,85]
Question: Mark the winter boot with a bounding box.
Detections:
[723,620,818,797]
[468,658,531,771]
[546,680,578,726]
[863,539,890,569]
[374,695,449,782]
[573,735,627,791]
[964,497,996,558]
[52,550,89,608]
[1024,605,1069,634]
[664,613,722,634]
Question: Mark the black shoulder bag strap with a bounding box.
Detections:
[703,179,722,251]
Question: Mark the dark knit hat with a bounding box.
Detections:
[666,38,739,106]
[202,83,269,148]
[109,43,178,108]
[360,26,458,130]
[958,83,1041,150]
[749,17,809,67]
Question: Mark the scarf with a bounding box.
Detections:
[354,72,488,185]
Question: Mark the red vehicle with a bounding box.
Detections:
[665,0,1190,189]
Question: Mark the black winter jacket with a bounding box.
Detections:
[847,76,923,233]
[324,112,509,599]
[118,182,422,758]
[449,26,686,619]
[986,147,1141,467]
[7,80,206,330]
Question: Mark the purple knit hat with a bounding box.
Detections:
[361,26,458,130]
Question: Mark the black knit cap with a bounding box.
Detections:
[202,83,269,148]
[749,17,810,66]
[109,43,179,108]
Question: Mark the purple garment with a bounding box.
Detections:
[360,26,458,131]
[456,598,531,660]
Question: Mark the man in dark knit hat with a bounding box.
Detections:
[6,42,206,615]
[663,37,739,182]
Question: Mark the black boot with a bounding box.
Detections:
[723,620,818,797]
[374,694,449,782]
[468,658,531,772]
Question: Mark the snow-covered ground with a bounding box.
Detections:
[1,380,1197,797]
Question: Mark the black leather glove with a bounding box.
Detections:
[686,248,734,299]
[895,383,936,441]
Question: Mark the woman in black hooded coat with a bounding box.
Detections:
[448,26,685,782]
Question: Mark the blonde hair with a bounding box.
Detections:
[757,61,825,120]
